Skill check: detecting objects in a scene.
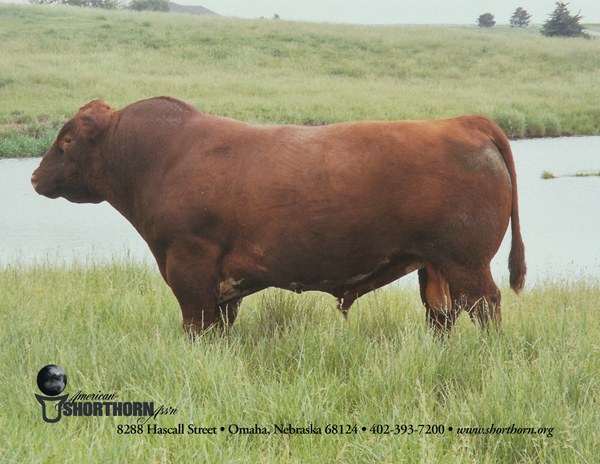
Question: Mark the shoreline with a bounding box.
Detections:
[1,4,599,157]
[2,125,600,159]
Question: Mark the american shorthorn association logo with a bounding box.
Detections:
[35,365,177,424]
[35,365,69,423]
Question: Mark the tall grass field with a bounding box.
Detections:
[1,4,600,158]
[1,259,599,463]
[2,4,600,463]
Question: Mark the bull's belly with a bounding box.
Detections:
[216,254,425,304]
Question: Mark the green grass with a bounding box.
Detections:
[542,170,600,179]
[1,258,599,462]
[572,171,600,177]
[1,4,600,157]
[541,170,556,180]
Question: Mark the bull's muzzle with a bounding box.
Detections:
[31,173,39,191]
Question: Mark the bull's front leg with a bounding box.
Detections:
[163,240,224,334]
[217,298,242,327]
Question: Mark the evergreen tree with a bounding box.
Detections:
[510,7,532,27]
[541,2,588,37]
[477,13,496,28]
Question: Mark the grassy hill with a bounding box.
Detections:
[1,4,600,157]
[168,2,217,16]
[2,7,600,462]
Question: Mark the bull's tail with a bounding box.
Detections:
[476,117,526,293]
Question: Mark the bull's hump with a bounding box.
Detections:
[126,96,199,120]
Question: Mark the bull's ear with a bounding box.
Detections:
[78,99,115,144]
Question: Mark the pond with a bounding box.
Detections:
[1,136,599,287]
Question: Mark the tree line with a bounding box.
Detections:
[28,0,592,38]
[478,2,590,38]
[28,0,170,11]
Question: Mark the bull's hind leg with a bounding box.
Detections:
[447,266,502,331]
[418,264,455,332]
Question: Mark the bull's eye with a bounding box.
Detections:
[64,137,73,144]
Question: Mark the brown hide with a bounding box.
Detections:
[32,97,526,333]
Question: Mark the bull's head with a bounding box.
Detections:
[31,99,115,204]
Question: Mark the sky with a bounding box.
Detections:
[2,0,600,24]
[193,1,600,25]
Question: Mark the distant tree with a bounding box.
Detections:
[510,7,532,27]
[28,0,120,8]
[477,13,496,28]
[129,0,169,12]
[541,2,588,37]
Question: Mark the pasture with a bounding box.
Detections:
[1,260,599,462]
[1,4,600,158]
[1,4,599,462]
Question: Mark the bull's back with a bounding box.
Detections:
[167,116,513,279]
[225,117,512,221]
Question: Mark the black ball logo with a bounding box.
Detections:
[37,365,67,396]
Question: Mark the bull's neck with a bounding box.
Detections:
[99,105,197,231]
[100,133,161,230]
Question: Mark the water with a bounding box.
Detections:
[0,160,153,265]
[493,137,600,284]
[1,136,599,286]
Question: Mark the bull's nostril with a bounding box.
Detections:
[31,174,38,189]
